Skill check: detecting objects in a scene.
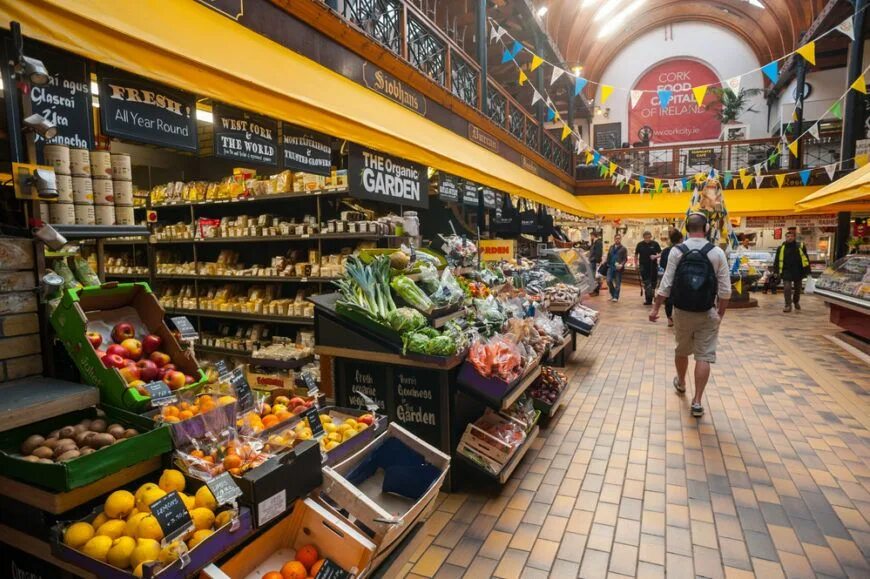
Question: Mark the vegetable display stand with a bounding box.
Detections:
[546,333,574,368]
[456,357,542,411]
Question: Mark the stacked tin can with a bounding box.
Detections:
[42,145,76,225]
[70,148,96,225]
[91,150,115,225]
[111,153,134,225]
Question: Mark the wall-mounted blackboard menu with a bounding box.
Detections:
[97,66,197,152]
[438,173,460,203]
[393,368,440,449]
[482,187,497,209]
[461,180,479,207]
[343,361,388,412]
[347,144,429,209]
[282,123,331,176]
[213,103,278,166]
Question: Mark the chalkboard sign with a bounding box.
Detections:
[229,368,254,412]
[213,103,278,166]
[302,406,325,439]
[302,372,319,396]
[344,362,387,412]
[461,180,480,207]
[97,66,197,152]
[149,491,193,542]
[687,147,714,167]
[170,316,198,340]
[482,187,497,209]
[315,559,350,579]
[347,144,429,209]
[144,381,177,406]
[214,360,231,381]
[393,368,440,448]
[438,174,460,204]
[282,123,332,176]
[593,122,622,150]
[207,472,244,507]
[20,41,94,162]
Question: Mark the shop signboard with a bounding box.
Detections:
[687,147,715,168]
[393,368,440,448]
[213,103,278,166]
[97,66,198,152]
[438,173,460,203]
[281,123,331,176]
[362,63,427,116]
[479,239,516,261]
[482,187,497,209]
[468,124,499,153]
[744,214,837,228]
[461,180,480,207]
[344,361,388,412]
[593,122,621,150]
[347,144,429,209]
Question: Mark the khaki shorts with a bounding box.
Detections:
[673,308,721,363]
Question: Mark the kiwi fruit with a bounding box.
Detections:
[75,431,94,446]
[20,434,45,455]
[47,429,60,439]
[53,439,77,458]
[58,426,77,439]
[56,450,81,462]
[38,458,54,464]
[79,447,95,456]
[122,428,139,439]
[32,446,54,459]
[107,424,125,439]
[21,455,41,463]
[73,424,88,434]
[42,437,60,449]
[79,419,92,430]
[90,433,115,449]
[89,419,108,433]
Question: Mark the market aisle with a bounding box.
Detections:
[382,292,870,579]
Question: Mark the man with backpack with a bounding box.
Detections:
[773,228,811,313]
[649,213,731,418]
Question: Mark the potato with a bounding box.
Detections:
[73,424,88,434]
[75,431,95,446]
[32,446,54,459]
[20,434,45,455]
[89,419,107,433]
[47,429,60,439]
[122,428,139,439]
[38,458,54,464]
[53,439,77,458]
[56,450,81,462]
[21,455,40,462]
[43,437,60,449]
[107,425,125,439]
[79,447,95,456]
[89,433,115,449]
[58,426,77,439]
[78,419,92,430]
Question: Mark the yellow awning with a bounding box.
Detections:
[796,164,870,212]
[580,186,822,219]
[0,0,591,216]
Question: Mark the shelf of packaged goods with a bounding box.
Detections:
[152,232,386,244]
[145,188,350,209]
[104,272,149,279]
[457,425,539,484]
[82,238,149,246]
[163,308,315,325]
[155,274,339,284]
[51,225,150,240]
[195,345,314,370]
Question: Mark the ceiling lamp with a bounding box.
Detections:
[598,0,647,38]
[572,65,584,76]
[536,5,549,18]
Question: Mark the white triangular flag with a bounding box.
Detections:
[836,17,855,41]
[754,163,764,176]
[630,90,644,109]
[491,24,507,42]
[550,66,564,86]
[624,169,633,181]
[824,163,837,181]
[615,173,625,186]
[531,90,543,106]
[755,175,765,189]
[808,123,820,140]
[668,179,675,192]
[725,76,741,94]
[575,139,583,154]
[674,179,683,193]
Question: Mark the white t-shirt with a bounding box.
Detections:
[656,237,732,301]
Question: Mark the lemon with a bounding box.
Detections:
[92,512,110,529]
[134,483,159,510]
[319,414,333,423]
[214,510,234,529]
[194,486,217,512]
[63,522,95,550]
[187,529,212,549]
[81,535,113,562]
[189,507,215,531]
[323,423,338,434]
[157,541,182,564]
[104,490,135,519]
[106,536,136,569]
[324,440,340,451]
[158,469,186,493]
[125,512,149,538]
[343,418,358,428]
[132,561,154,578]
[130,538,160,570]
[127,507,140,519]
[137,486,167,513]
[178,492,196,511]
[96,519,127,540]
[135,515,164,541]
[356,423,369,432]
[343,429,359,441]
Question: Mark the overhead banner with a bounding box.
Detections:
[213,103,278,166]
[628,59,721,144]
[281,123,331,176]
[461,180,479,206]
[347,144,429,209]
[438,173,460,203]
[98,66,197,151]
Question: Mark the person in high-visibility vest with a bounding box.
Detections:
[773,228,811,313]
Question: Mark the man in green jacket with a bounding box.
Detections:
[774,229,810,313]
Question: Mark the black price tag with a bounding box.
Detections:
[302,373,319,397]
[170,316,198,340]
[214,360,231,381]
[149,491,193,542]
[302,406,325,439]
[315,559,350,579]
[229,368,254,412]
[144,381,177,406]
[206,472,243,507]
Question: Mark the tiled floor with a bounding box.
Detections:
[384,292,870,578]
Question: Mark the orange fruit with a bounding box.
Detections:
[280,561,307,579]
[296,545,319,571]
[178,410,194,420]
[260,403,271,415]
[163,406,179,417]
[309,560,324,576]
[276,410,292,422]
[190,449,205,459]
[223,454,242,470]
[262,415,279,428]
[228,467,241,476]
[163,415,180,423]
[263,573,283,579]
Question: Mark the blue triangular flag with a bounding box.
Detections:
[510,40,523,58]
[638,175,646,188]
[723,171,733,188]
[658,89,672,109]
[546,108,555,122]
[799,169,811,185]
[592,151,600,165]
[761,61,779,84]
[501,49,512,64]
[574,77,588,96]
[682,178,690,192]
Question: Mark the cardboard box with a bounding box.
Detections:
[0,313,39,337]
[0,237,34,270]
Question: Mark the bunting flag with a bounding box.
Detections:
[638,175,646,188]
[550,66,564,86]
[788,140,800,157]
[657,90,673,109]
[692,85,708,107]
[725,76,741,95]
[668,179,676,192]
[739,167,748,179]
[575,139,584,154]
[600,85,614,105]
[518,69,528,86]
[796,41,816,66]
[490,24,507,42]
[723,171,733,188]
[775,174,786,188]
[592,151,600,165]
[850,74,868,94]
[546,107,555,122]
[857,154,869,168]
[755,175,765,189]
[836,17,855,41]
[599,163,609,177]
[740,174,753,189]
[761,61,779,84]
[531,90,543,106]
[734,277,742,296]
[824,163,837,181]
[561,124,571,141]
[609,162,617,176]
[799,169,811,185]
[574,76,588,96]
[808,123,820,140]
[501,49,513,64]
[585,150,594,164]
[630,90,644,109]
[653,178,662,192]
[831,101,843,119]
[754,163,764,177]
[509,40,523,58]
[530,54,544,72]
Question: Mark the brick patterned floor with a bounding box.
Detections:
[382,292,870,578]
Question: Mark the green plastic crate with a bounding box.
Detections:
[50,282,206,411]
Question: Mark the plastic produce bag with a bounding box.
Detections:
[72,256,100,287]
[430,267,464,307]
[53,258,81,291]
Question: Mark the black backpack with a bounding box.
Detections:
[671,243,717,312]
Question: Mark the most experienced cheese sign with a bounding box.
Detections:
[348,144,428,209]
[213,103,278,166]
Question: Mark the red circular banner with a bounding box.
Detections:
[628,59,721,144]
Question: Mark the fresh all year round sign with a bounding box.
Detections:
[348,144,429,209]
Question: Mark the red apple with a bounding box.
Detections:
[111,322,135,344]
[103,354,126,369]
[149,351,171,368]
[142,334,163,355]
[120,338,142,360]
[106,344,128,358]
[95,349,107,361]
[158,363,176,379]
[163,370,186,390]
[184,374,195,385]
[86,331,102,349]
[292,405,306,415]
[136,360,159,382]
[119,364,141,384]
[288,397,305,408]
[357,414,373,426]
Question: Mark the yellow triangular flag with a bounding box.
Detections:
[518,70,528,86]
[857,154,869,168]
[695,173,705,183]
[739,168,747,180]
[796,41,816,66]
[530,54,544,72]
[740,175,753,189]
[734,277,742,295]
[585,151,594,164]
[850,74,867,94]
[608,162,616,176]
[775,174,786,188]
[692,85,708,107]
[600,85,614,104]
[561,124,571,141]
[788,140,799,157]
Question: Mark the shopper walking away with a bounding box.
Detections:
[774,228,810,312]
[589,230,603,296]
[649,213,731,418]
[635,231,662,305]
[606,234,628,302]
[659,228,684,327]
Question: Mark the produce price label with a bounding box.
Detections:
[213,103,278,166]
[302,372,319,397]
[257,489,286,526]
[170,316,198,340]
[229,368,254,412]
[282,123,332,176]
[315,559,351,579]
[214,359,231,381]
[461,180,479,207]
[302,406,325,439]
[144,381,177,406]
[347,143,429,209]
[438,174,460,203]
[150,491,194,542]
[206,472,244,506]
[97,66,197,152]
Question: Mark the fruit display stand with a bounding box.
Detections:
[546,331,574,368]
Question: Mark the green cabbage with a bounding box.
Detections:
[424,335,456,356]
[387,307,427,333]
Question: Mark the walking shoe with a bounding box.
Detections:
[691,403,704,417]
[610,298,618,302]
[673,377,686,394]
[667,318,674,327]
[783,306,791,313]
[794,302,801,310]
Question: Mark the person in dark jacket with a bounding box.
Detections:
[635,231,662,305]
[606,234,628,301]
[659,228,684,327]
[589,230,603,296]
[774,228,810,312]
